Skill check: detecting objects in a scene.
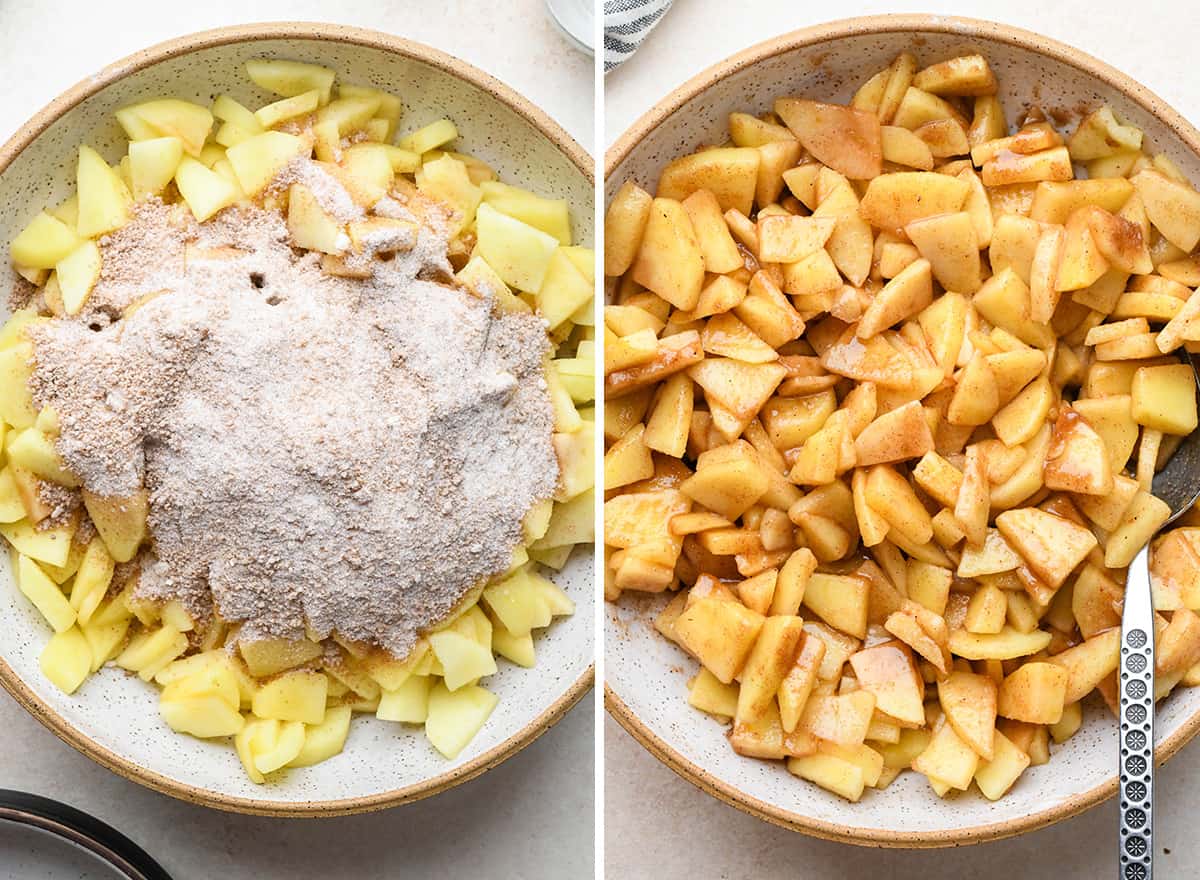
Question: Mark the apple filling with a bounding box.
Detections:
[605,50,1200,802]
[4,58,594,778]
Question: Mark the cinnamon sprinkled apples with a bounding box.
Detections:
[605,49,1200,802]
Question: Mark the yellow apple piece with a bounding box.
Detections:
[68,538,114,626]
[736,616,805,722]
[1071,395,1139,473]
[860,172,968,232]
[475,202,559,294]
[853,400,934,466]
[773,99,882,180]
[1133,169,1200,252]
[679,455,766,523]
[787,752,867,802]
[995,507,1097,588]
[255,89,320,129]
[480,180,570,245]
[174,157,239,222]
[245,58,336,104]
[39,626,91,694]
[1043,406,1114,495]
[881,125,934,169]
[964,584,1008,634]
[777,634,825,732]
[225,131,308,196]
[54,241,101,316]
[913,54,997,96]
[376,674,433,723]
[424,681,500,759]
[10,212,80,269]
[803,573,869,639]
[948,626,1052,660]
[17,553,75,633]
[628,197,704,310]
[798,690,876,747]
[125,137,183,202]
[429,628,498,691]
[76,146,131,238]
[865,464,933,545]
[159,672,245,738]
[1106,491,1171,568]
[536,248,592,332]
[0,518,74,567]
[938,670,997,759]
[212,94,264,135]
[116,99,212,156]
[239,637,323,678]
[974,729,1032,800]
[905,212,981,293]
[491,619,536,668]
[912,716,979,790]
[1131,363,1198,435]
[1068,106,1143,160]
[998,662,1068,724]
[857,257,933,338]
[7,427,77,487]
[656,147,759,215]
[286,184,344,255]
[0,468,26,523]
[251,670,328,724]
[849,641,924,727]
[674,596,764,684]
[605,180,652,276]
[483,568,553,636]
[115,625,188,681]
[252,719,307,775]
[289,704,353,767]
[688,667,739,718]
[397,118,458,155]
[79,488,146,564]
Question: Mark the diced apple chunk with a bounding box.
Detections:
[39,626,91,694]
[424,681,499,759]
[251,670,328,724]
[76,146,131,238]
[226,131,309,196]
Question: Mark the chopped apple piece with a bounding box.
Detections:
[424,682,499,759]
[774,99,883,179]
[995,507,1097,588]
[76,146,131,238]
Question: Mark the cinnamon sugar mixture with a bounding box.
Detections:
[23,179,558,658]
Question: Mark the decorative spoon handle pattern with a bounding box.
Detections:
[1119,543,1154,880]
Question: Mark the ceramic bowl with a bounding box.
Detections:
[605,13,1200,847]
[0,22,594,817]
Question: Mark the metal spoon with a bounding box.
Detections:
[1119,351,1200,880]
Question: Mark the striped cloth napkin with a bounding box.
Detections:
[604,0,674,72]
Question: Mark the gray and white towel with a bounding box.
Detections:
[604,0,674,72]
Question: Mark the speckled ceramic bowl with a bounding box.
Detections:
[605,14,1200,848]
[0,23,594,817]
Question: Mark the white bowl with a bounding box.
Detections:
[0,23,594,817]
[605,13,1200,847]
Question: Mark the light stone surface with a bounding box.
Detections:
[0,1,594,878]
[605,1,1200,876]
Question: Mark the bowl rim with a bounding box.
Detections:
[604,12,1200,848]
[0,20,595,819]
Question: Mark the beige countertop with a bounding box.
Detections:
[0,1,595,877]
[604,1,1200,876]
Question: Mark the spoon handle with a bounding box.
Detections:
[1119,542,1155,879]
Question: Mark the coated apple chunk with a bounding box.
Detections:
[604,47,1200,804]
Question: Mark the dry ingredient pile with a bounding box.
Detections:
[22,177,559,659]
